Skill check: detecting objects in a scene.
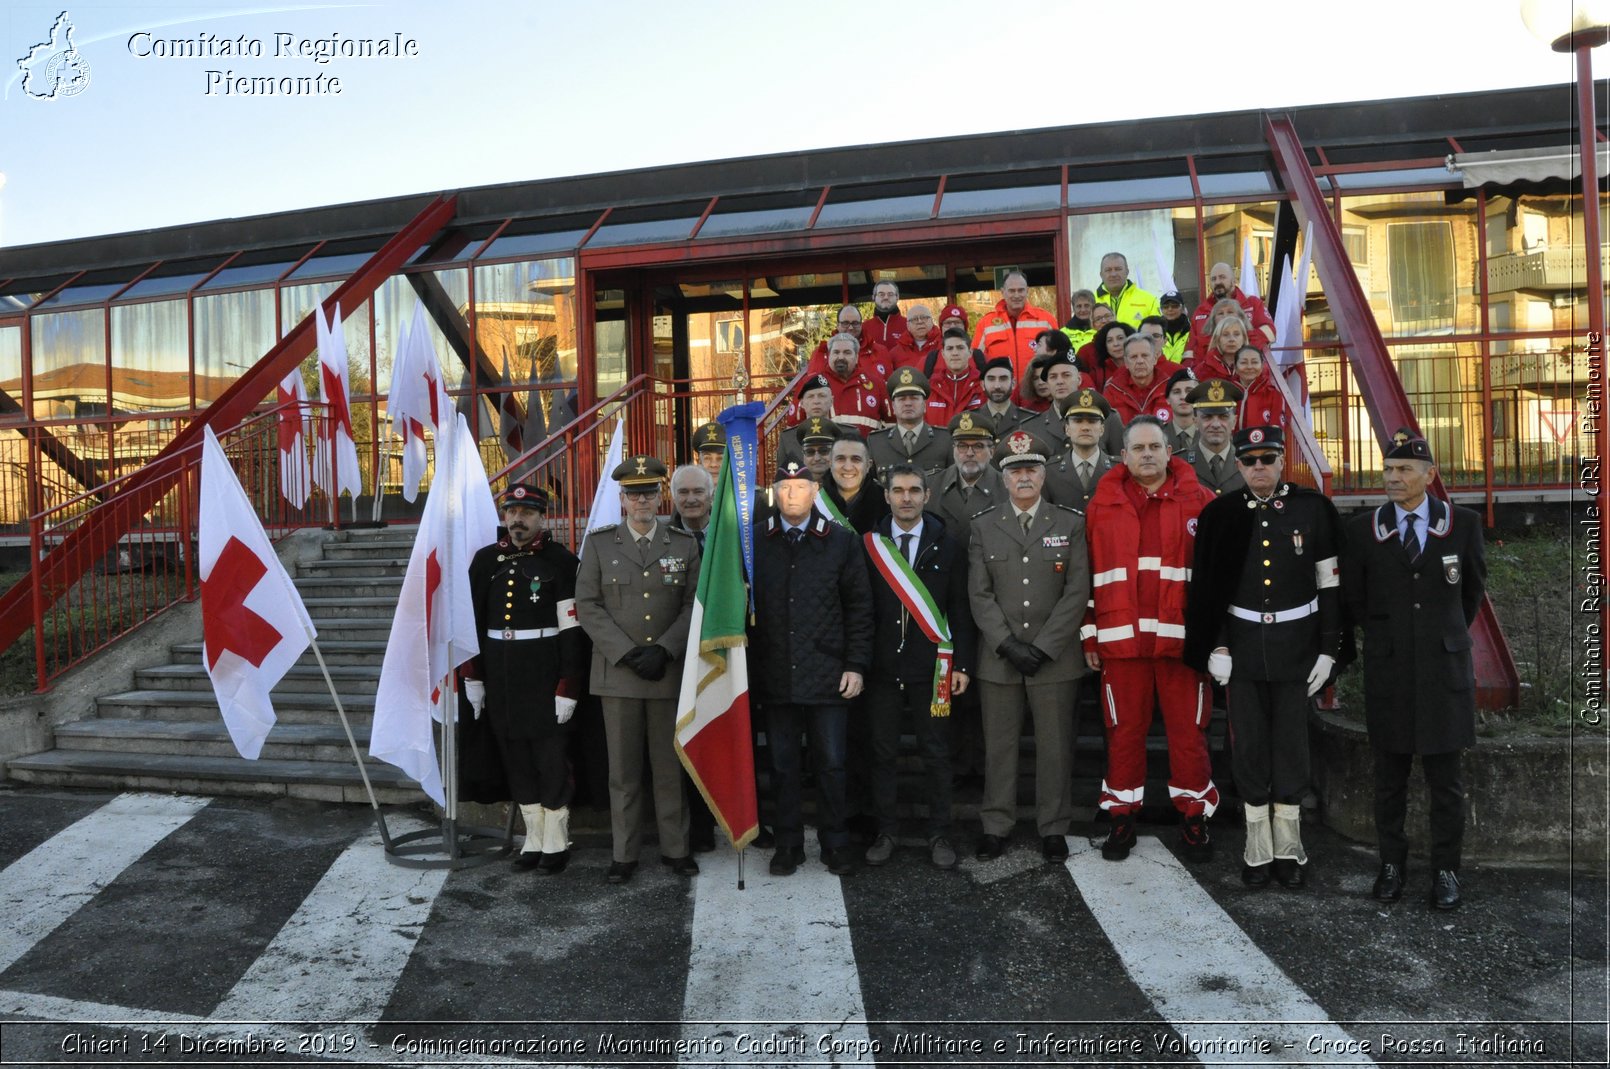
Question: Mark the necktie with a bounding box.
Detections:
[787,528,803,546]
[1209,455,1222,482]
[898,532,914,563]
[959,485,971,502]
[1020,512,1032,534]
[694,530,705,551]
[1078,460,1093,484]
[1403,513,1421,562]
[904,430,918,456]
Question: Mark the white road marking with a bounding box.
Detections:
[1067,836,1376,1066]
[210,820,447,1022]
[0,793,209,977]
[681,830,873,1065]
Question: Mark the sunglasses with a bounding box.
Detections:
[1240,453,1282,467]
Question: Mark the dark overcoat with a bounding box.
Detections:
[1340,497,1486,754]
[863,512,977,684]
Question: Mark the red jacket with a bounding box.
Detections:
[824,365,887,437]
[862,311,909,354]
[1102,358,1183,426]
[888,331,942,371]
[925,365,985,427]
[804,337,892,385]
[1076,343,1120,393]
[1189,287,1276,355]
[971,301,1058,380]
[1183,351,1233,382]
[1235,367,1290,432]
[1082,456,1212,661]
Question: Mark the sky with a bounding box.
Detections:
[0,0,1588,250]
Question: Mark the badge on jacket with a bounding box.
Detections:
[660,556,687,585]
[1442,554,1461,584]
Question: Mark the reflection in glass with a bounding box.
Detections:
[31,308,106,420]
[374,269,467,397]
[1065,174,1193,209]
[587,216,701,247]
[195,288,274,405]
[111,299,189,414]
[34,282,128,310]
[697,206,814,239]
[199,259,297,290]
[814,194,933,230]
[1067,209,1179,295]
[939,183,1061,218]
[477,229,590,260]
[0,326,20,416]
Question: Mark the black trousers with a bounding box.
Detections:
[1226,678,1311,806]
[766,702,849,852]
[867,680,954,839]
[498,732,573,810]
[1372,747,1464,871]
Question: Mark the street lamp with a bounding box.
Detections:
[1521,0,1610,669]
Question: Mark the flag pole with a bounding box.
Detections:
[303,624,393,849]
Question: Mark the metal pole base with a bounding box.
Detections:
[383,822,512,870]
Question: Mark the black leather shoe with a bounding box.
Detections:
[512,851,545,871]
[537,850,569,874]
[824,847,856,876]
[1179,815,1213,863]
[605,860,638,885]
[975,834,1005,860]
[1272,858,1306,889]
[753,825,776,850]
[1041,834,1069,863]
[1102,815,1137,862]
[1241,863,1272,887]
[662,855,700,876]
[1430,869,1462,911]
[768,845,802,877]
[1373,862,1404,902]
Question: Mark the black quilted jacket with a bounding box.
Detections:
[748,512,873,705]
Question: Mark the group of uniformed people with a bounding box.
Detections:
[463,385,1485,911]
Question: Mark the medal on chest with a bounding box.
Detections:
[529,577,542,602]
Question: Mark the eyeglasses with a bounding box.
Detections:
[622,488,660,498]
[803,447,832,457]
[954,441,991,452]
[1240,453,1282,467]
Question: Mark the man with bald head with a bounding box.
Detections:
[890,303,941,370]
[972,269,1058,380]
[1189,261,1276,357]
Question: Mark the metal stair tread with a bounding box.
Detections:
[6,748,418,787]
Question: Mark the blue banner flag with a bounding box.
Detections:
[716,402,765,612]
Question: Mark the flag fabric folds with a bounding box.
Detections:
[387,302,451,503]
[674,439,759,850]
[275,370,311,509]
[1239,237,1261,300]
[369,414,497,804]
[198,427,316,760]
[580,416,626,551]
[314,303,363,502]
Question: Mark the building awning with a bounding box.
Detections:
[1445,145,1609,201]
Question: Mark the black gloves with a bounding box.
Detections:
[998,637,1048,676]
[623,644,670,682]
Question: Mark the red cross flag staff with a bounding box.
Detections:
[314,303,363,522]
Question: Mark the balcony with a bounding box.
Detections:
[1487,247,1610,293]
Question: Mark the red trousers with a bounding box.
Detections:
[1098,656,1218,817]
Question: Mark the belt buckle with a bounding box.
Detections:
[1261,612,1275,624]
[502,628,515,640]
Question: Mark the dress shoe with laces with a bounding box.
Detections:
[1373,862,1405,902]
[1430,868,1462,911]
[1241,863,1272,887]
[1102,814,1137,861]
[975,834,1005,860]
[1272,858,1306,889]
[768,845,803,877]
[605,860,638,885]
[929,837,957,870]
[662,855,700,877]
[1042,834,1069,863]
[1179,815,1213,863]
[824,846,856,876]
[864,834,896,867]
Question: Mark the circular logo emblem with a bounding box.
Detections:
[1186,518,1198,536]
[511,487,528,500]
[1156,407,1171,422]
[1008,433,1031,455]
[1249,429,1265,445]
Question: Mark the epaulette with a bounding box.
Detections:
[809,513,831,535]
[591,523,619,534]
[1054,503,1084,515]
[974,505,999,517]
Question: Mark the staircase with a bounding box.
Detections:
[7,527,426,804]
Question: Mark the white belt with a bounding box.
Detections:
[487,627,558,641]
[1228,598,1318,625]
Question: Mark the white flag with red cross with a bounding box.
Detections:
[314,302,363,501]
[199,427,316,760]
[387,302,451,503]
[276,369,311,509]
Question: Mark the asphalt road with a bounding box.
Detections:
[0,784,1602,1068]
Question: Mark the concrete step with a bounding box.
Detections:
[53,718,388,764]
[292,577,405,600]
[171,640,387,668]
[321,539,418,560]
[5,748,421,805]
[299,596,403,618]
[134,663,380,696]
[98,689,377,724]
[301,618,395,641]
[298,558,410,578]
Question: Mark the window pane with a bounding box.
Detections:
[0,325,20,417]
[374,269,467,398]
[586,216,700,247]
[199,259,297,291]
[31,308,106,420]
[1066,174,1193,208]
[1342,192,1479,337]
[697,206,815,239]
[472,258,577,386]
[286,251,374,281]
[477,228,590,260]
[1387,221,1456,330]
[1067,209,1183,298]
[939,183,1061,217]
[119,258,227,299]
[194,288,274,405]
[111,299,189,415]
[1196,171,1276,198]
[34,282,128,309]
[814,193,933,229]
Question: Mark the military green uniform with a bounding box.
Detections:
[575,497,702,867]
[868,422,952,480]
[1183,379,1246,497]
[1044,448,1113,512]
[1185,442,1246,496]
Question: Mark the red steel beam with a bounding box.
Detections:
[1265,115,1519,709]
[0,194,459,658]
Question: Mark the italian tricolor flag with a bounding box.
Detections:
[674,453,759,849]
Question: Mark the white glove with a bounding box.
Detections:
[554,695,577,725]
[464,679,485,719]
[1207,649,1232,687]
[1306,654,1336,697]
